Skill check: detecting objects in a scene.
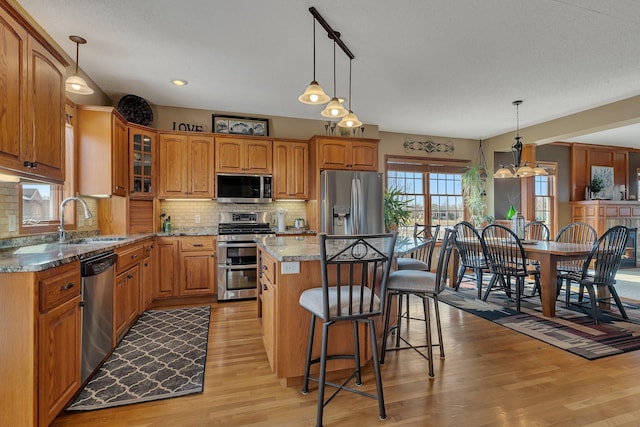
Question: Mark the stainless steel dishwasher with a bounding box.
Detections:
[80,251,116,383]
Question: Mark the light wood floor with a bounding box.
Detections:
[52,298,640,427]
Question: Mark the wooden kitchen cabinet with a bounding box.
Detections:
[77,106,129,197]
[179,237,216,296]
[155,237,180,299]
[215,136,272,174]
[258,248,277,368]
[114,242,145,342]
[313,136,378,171]
[273,140,309,199]
[0,4,67,183]
[38,262,81,427]
[158,133,215,199]
[129,125,157,199]
[141,241,154,311]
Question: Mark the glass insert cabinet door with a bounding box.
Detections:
[129,128,156,198]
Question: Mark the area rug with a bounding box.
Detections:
[439,279,640,360]
[67,305,211,411]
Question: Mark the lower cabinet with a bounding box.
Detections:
[114,241,146,343]
[37,262,82,427]
[141,241,154,310]
[154,236,217,299]
[258,248,277,369]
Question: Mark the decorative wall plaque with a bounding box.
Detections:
[403,137,455,156]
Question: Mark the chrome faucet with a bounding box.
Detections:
[59,197,93,242]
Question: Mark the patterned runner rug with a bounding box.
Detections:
[68,305,211,411]
[439,280,640,360]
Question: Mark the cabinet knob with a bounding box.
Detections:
[193,243,204,247]
[127,274,134,279]
[131,254,138,259]
[263,284,267,291]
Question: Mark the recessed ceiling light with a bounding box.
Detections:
[171,79,188,87]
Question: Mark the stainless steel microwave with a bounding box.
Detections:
[216,174,273,203]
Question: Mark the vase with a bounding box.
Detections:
[506,204,517,220]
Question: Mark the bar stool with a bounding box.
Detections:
[299,232,397,427]
[380,228,456,378]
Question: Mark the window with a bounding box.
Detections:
[19,104,76,233]
[386,155,467,238]
[532,167,556,235]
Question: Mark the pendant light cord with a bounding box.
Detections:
[75,41,79,75]
[348,59,352,110]
[332,40,337,97]
[312,18,316,81]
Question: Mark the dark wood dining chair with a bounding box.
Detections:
[481,224,541,312]
[554,222,598,303]
[299,232,397,427]
[566,225,629,323]
[453,221,490,299]
[524,221,550,241]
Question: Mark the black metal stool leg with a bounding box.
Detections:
[302,314,316,395]
[422,296,434,379]
[352,320,362,386]
[368,318,387,421]
[315,321,330,427]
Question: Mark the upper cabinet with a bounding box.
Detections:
[273,140,309,199]
[0,5,67,183]
[313,136,378,171]
[215,136,272,174]
[129,125,157,199]
[77,106,128,197]
[158,132,215,199]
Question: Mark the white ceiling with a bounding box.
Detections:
[15,0,640,145]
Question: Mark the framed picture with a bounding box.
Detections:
[212,114,269,136]
[591,165,614,199]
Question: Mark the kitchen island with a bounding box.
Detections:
[255,234,429,386]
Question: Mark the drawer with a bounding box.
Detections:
[180,236,215,252]
[260,250,277,285]
[39,263,81,312]
[116,244,145,272]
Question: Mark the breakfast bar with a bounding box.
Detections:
[255,234,428,386]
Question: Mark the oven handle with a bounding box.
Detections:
[218,242,257,248]
[218,264,258,270]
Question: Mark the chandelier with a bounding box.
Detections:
[494,100,548,178]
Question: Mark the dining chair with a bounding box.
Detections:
[452,221,490,299]
[380,228,456,378]
[299,232,397,427]
[481,224,541,312]
[554,222,598,301]
[566,225,629,323]
[524,221,550,241]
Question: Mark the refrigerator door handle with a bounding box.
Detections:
[351,177,362,234]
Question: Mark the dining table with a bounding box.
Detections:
[450,239,593,317]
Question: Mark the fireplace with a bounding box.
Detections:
[621,228,637,268]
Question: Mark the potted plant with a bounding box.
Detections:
[384,188,412,232]
[588,176,604,199]
[461,163,487,227]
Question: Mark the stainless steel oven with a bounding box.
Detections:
[217,212,274,301]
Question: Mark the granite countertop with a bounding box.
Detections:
[156,227,218,237]
[0,234,155,273]
[255,235,430,262]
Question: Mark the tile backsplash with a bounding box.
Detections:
[159,200,307,229]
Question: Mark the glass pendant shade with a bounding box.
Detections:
[515,164,534,177]
[494,166,514,178]
[66,35,93,95]
[337,110,362,128]
[533,165,548,176]
[321,97,348,118]
[298,80,330,104]
[66,74,94,95]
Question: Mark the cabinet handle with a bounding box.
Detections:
[263,284,267,291]
[192,243,204,247]
[131,254,138,259]
[127,274,134,279]
[31,162,37,168]
[61,282,75,291]
[144,262,149,267]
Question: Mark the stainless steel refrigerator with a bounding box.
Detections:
[320,170,384,235]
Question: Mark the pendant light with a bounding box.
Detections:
[321,40,348,118]
[65,35,94,95]
[298,18,330,105]
[338,59,362,128]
